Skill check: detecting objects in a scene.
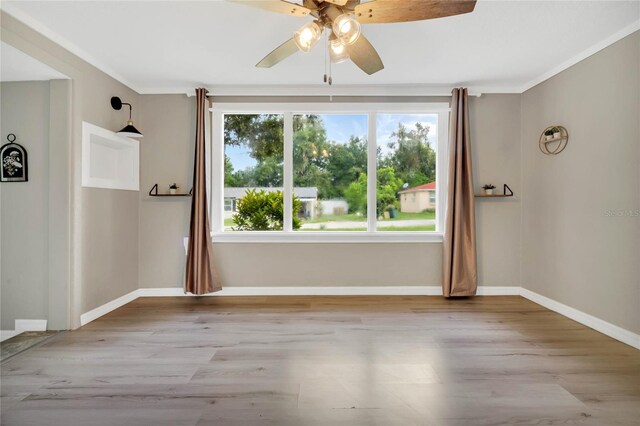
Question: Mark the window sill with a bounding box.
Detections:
[209,232,444,244]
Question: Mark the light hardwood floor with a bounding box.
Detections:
[1,296,639,425]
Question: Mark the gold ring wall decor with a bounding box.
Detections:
[539,125,568,155]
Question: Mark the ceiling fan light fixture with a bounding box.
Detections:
[332,13,361,45]
[329,37,349,63]
[294,21,323,52]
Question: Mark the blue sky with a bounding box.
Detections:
[226,113,437,171]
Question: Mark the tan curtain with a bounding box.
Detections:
[185,88,221,295]
[442,88,477,297]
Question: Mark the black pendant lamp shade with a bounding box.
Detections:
[111,96,143,138]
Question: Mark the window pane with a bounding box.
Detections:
[293,114,368,232]
[377,114,437,232]
[223,114,284,231]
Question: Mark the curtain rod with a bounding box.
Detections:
[183,85,483,98]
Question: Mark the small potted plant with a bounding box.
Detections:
[544,128,555,141]
[169,183,179,195]
[551,126,561,139]
[482,184,496,195]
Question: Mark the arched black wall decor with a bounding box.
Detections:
[1,133,28,182]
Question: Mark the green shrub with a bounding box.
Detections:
[344,174,367,215]
[232,189,302,231]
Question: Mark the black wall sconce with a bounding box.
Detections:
[111,96,143,138]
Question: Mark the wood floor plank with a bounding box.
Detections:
[1,296,639,425]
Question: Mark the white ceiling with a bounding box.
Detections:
[1,41,68,82]
[2,1,638,93]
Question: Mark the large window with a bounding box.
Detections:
[211,103,448,241]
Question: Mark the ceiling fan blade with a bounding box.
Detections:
[346,34,384,75]
[256,38,300,68]
[322,0,349,5]
[355,0,476,24]
[228,0,311,17]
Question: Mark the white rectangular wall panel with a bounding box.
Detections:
[82,121,139,191]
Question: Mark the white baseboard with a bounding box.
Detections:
[79,290,138,326]
[1,330,21,342]
[15,319,47,332]
[137,286,520,297]
[1,319,48,342]
[139,286,443,297]
[137,287,186,297]
[477,286,520,296]
[520,288,640,350]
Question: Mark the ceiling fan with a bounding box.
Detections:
[230,0,477,83]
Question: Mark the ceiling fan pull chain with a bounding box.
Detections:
[323,30,328,83]
[328,34,333,85]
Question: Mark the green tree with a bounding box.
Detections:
[249,157,283,187]
[344,173,367,215]
[293,115,332,198]
[343,167,403,217]
[376,167,403,215]
[225,155,250,187]
[232,190,301,231]
[224,114,284,162]
[326,136,368,199]
[381,122,436,187]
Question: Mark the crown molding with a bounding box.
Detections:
[0,2,141,93]
[519,19,640,93]
[142,84,504,97]
[141,84,517,97]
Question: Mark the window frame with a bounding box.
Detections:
[210,102,450,243]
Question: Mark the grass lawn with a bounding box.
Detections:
[304,210,435,224]
[305,213,366,223]
[303,225,436,232]
[391,210,435,221]
[225,210,436,228]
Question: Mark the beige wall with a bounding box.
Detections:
[521,32,640,333]
[138,94,522,289]
[0,81,50,330]
[472,94,522,287]
[138,95,195,289]
[2,12,140,327]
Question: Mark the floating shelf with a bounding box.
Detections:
[542,136,564,144]
[475,184,514,198]
[148,183,192,197]
[539,125,569,155]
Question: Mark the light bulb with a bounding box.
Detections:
[294,21,322,52]
[331,42,345,55]
[332,14,360,45]
[329,37,349,63]
[299,28,313,44]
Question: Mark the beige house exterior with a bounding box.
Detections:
[398,182,436,213]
